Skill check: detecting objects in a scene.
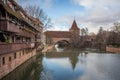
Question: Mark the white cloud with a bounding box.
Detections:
[15,0,120,34]
[51,14,111,33]
[50,0,120,33]
[44,58,71,68]
[72,0,120,8]
[48,16,74,31]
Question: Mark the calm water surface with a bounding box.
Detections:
[1,48,120,80]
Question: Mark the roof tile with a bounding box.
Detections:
[70,20,79,30]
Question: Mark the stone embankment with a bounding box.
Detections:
[42,45,54,53]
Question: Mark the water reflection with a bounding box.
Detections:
[42,49,89,80]
[55,44,65,52]
[55,47,65,52]
[1,49,120,80]
[42,48,120,80]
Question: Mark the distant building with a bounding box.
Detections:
[0,0,43,79]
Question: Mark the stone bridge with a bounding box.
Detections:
[44,20,80,46]
[52,38,70,44]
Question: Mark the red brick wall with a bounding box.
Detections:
[52,38,70,44]
[106,47,120,53]
[0,49,37,79]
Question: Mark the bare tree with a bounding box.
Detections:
[95,27,108,50]
[112,22,120,33]
[81,28,88,36]
[107,31,120,46]
[25,5,52,31]
[107,22,120,47]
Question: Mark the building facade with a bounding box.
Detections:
[0,0,43,79]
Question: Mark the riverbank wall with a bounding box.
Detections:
[42,45,54,53]
[0,48,37,79]
[106,46,120,53]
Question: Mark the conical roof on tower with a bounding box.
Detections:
[70,20,79,30]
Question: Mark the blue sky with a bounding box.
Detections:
[16,0,85,18]
[43,0,85,18]
[16,0,120,33]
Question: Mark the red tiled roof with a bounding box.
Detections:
[70,20,79,30]
[44,31,71,38]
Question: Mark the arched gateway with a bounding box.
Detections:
[44,20,80,45]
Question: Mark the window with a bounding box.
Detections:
[12,36,14,43]
[0,33,6,42]
[16,36,20,40]
[0,57,1,67]
[0,11,2,18]
[19,52,21,58]
[19,52,21,56]
[2,57,5,65]
[23,50,24,55]
[14,53,16,59]
[9,56,11,61]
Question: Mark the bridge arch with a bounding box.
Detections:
[55,40,70,48]
[52,38,70,44]
[55,40,70,44]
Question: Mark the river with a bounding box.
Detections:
[1,47,120,80]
